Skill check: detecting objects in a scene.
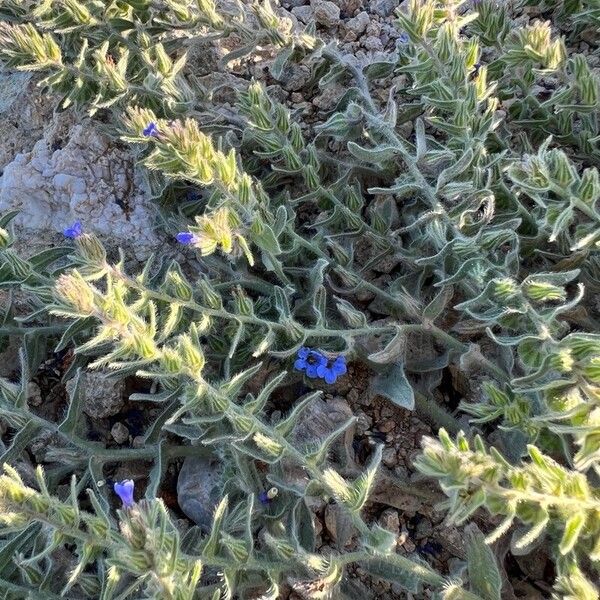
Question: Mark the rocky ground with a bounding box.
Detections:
[0,0,595,598]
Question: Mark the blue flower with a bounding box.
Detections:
[318,355,347,384]
[176,232,195,244]
[114,479,135,508]
[294,347,310,371]
[142,122,159,137]
[294,348,347,384]
[398,32,410,45]
[258,487,278,505]
[63,221,83,239]
[294,347,327,378]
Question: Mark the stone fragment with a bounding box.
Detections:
[110,422,129,444]
[291,5,314,23]
[177,455,225,531]
[382,446,397,467]
[311,0,340,27]
[378,508,400,536]
[324,503,355,547]
[0,122,164,261]
[27,382,42,407]
[66,372,125,420]
[346,11,370,36]
[372,0,398,17]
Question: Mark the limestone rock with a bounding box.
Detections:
[0,121,163,261]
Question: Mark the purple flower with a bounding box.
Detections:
[142,122,159,137]
[114,479,135,508]
[176,232,195,244]
[63,221,83,239]
[317,355,347,384]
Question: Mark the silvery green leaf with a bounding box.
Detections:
[270,45,294,81]
[368,327,405,363]
[250,221,281,255]
[436,148,473,191]
[361,557,421,593]
[465,524,502,600]
[382,85,397,127]
[335,297,367,327]
[423,285,454,322]
[511,508,549,554]
[559,512,586,555]
[549,205,574,242]
[368,181,421,198]
[364,59,397,79]
[415,118,427,160]
[370,362,415,410]
[347,141,398,164]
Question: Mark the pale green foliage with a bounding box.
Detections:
[0,0,597,598]
[416,429,600,595]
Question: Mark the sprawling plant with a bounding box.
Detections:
[0,0,597,598]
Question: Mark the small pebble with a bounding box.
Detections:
[27,381,42,406]
[111,422,129,445]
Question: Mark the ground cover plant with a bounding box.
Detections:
[0,0,596,598]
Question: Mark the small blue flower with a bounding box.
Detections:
[142,122,159,137]
[294,348,348,384]
[258,487,278,505]
[398,32,410,45]
[318,355,347,384]
[113,479,135,508]
[176,232,195,244]
[63,221,83,239]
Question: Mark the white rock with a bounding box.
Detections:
[0,122,163,261]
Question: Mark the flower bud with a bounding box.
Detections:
[0,227,11,248]
[55,272,96,315]
[178,334,205,373]
[75,234,107,265]
[524,281,566,302]
[166,270,192,301]
[493,278,519,300]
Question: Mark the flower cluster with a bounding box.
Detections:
[294,348,347,384]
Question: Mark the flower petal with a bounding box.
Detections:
[294,359,307,371]
[306,365,319,378]
[297,347,310,359]
[323,370,337,384]
[332,357,347,376]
